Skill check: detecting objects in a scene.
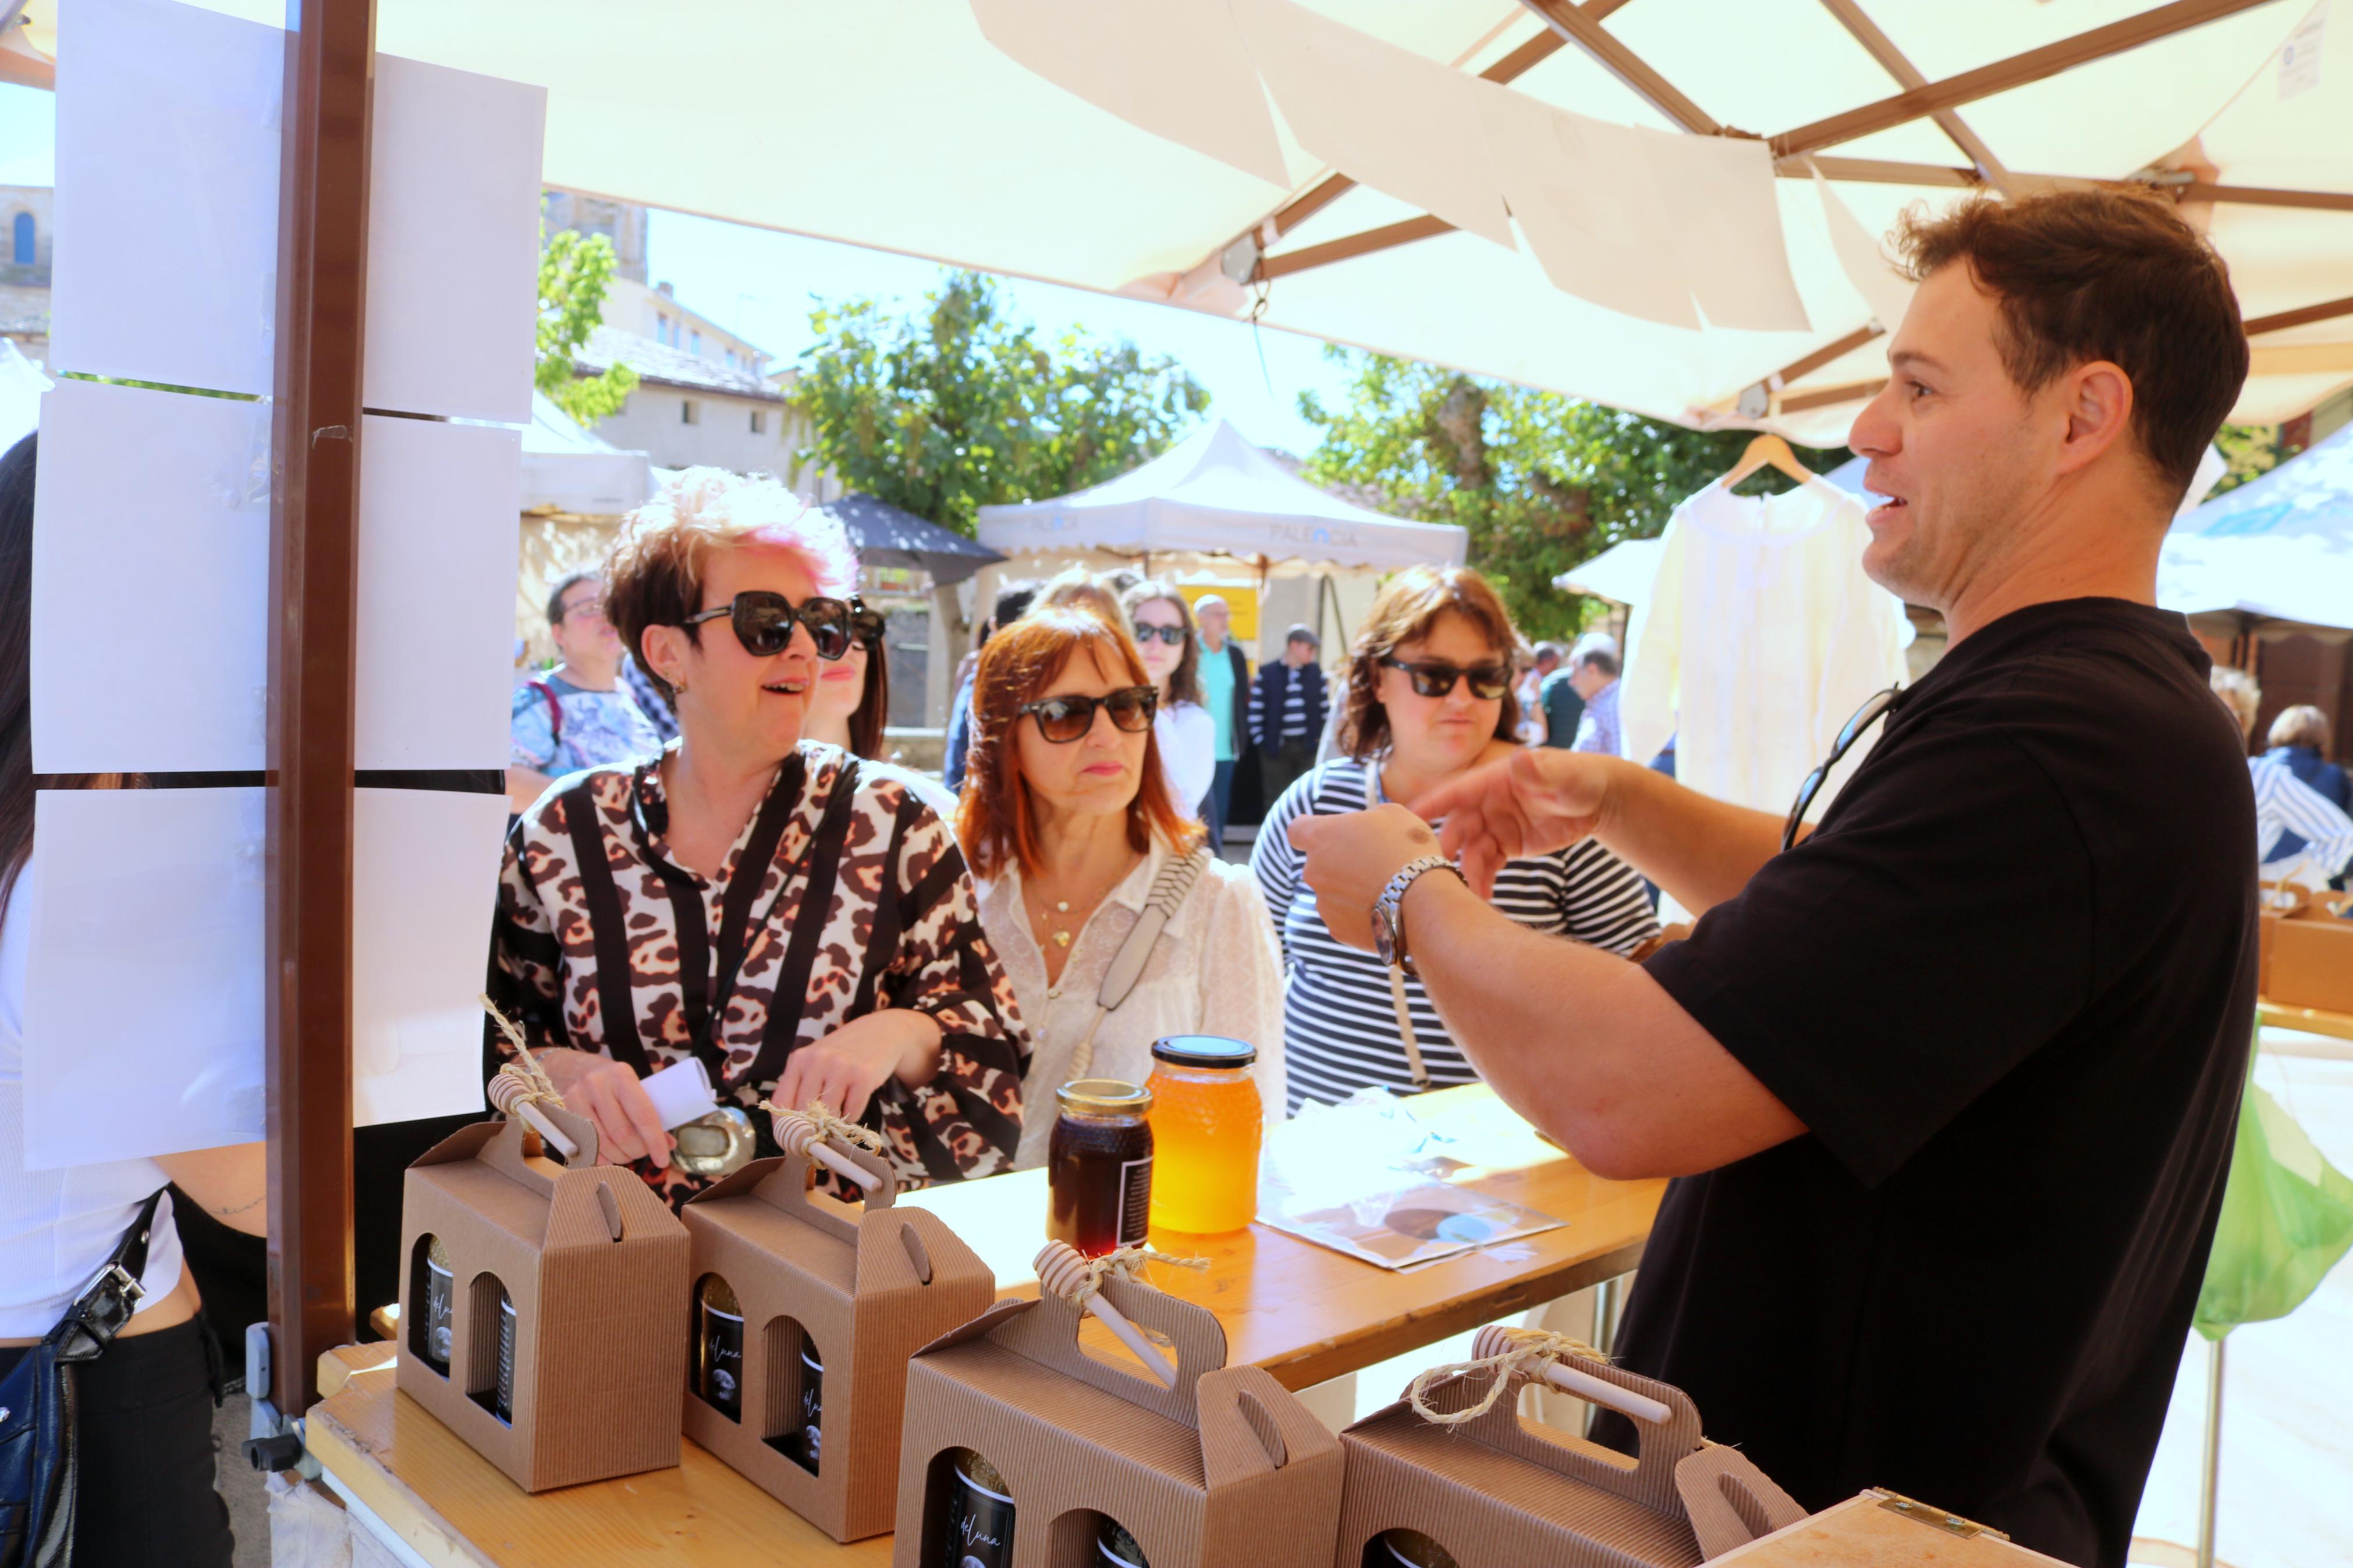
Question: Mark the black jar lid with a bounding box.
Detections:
[1149,1034,1257,1070]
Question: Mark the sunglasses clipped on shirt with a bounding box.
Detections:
[1781,684,1907,852]
[679,591,854,661]
[1018,685,1158,743]
[1380,655,1514,702]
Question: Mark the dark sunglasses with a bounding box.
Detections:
[1132,622,1189,647]
[848,595,886,651]
[1018,686,1158,743]
[679,591,853,661]
[1782,685,1905,851]
[1380,655,1513,702]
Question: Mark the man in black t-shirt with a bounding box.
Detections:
[1287,190,2257,1568]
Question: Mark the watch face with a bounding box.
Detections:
[1373,903,1400,966]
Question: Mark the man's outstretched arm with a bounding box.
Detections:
[1413,749,1788,917]
[1286,805,1803,1179]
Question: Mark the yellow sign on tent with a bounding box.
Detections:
[1178,582,1258,642]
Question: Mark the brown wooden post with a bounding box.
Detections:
[265,0,376,1417]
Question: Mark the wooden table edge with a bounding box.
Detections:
[308,1367,498,1568]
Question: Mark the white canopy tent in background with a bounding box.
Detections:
[975,417,1467,655]
[68,0,2353,459]
[518,389,652,516]
[2162,418,2353,637]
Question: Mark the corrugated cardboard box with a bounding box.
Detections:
[1709,1490,2070,1566]
[1336,1354,1804,1567]
[2262,905,2353,1013]
[891,1269,1344,1568]
[680,1143,995,1542]
[394,1105,690,1492]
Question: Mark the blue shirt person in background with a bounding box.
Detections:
[507,569,663,813]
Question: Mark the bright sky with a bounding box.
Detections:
[0,83,1351,454]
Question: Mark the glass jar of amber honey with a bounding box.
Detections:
[1145,1036,1261,1235]
[1046,1079,1154,1257]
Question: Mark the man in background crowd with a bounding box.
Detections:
[506,570,663,812]
[2213,666,2353,886]
[1252,623,1328,805]
[1519,641,1564,744]
[1568,635,1624,756]
[1538,635,1588,749]
[1194,593,1250,849]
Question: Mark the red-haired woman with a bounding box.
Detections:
[958,608,1284,1169]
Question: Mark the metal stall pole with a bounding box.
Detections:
[2195,1335,2225,1568]
[262,0,376,1427]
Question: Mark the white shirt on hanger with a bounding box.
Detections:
[1620,477,1909,817]
[977,838,1286,1171]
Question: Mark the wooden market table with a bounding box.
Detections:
[306,1084,1662,1566]
[2257,996,2353,1047]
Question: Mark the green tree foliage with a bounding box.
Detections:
[1298,350,1848,641]
[795,271,1211,535]
[2209,421,2297,498]
[535,225,638,425]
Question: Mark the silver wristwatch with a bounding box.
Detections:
[1372,854,1462,975]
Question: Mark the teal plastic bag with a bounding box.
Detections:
[2194,1079,2353,1339]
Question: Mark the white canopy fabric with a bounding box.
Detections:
[977,417,1468,571]
[2161,419,2353,634]
[519,389,652,516]
[1552,536,1665,606]
[139,0,2353,453]
[0,340,50,452]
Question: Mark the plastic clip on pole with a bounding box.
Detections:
[1034,1240,1179,1387]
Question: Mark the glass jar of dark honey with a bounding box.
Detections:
[1046,1079,1154,1257]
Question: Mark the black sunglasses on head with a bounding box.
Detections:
[1380,655,1513,702]
[1018,686,1158,743]
[679,591,853,661]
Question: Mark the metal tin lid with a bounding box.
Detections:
[1149,1034,1257,1071]
[1055,1078,1154,1117]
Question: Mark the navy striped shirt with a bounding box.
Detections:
[1250,757,1659,1112]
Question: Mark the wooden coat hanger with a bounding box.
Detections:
[1715,433,1815,490]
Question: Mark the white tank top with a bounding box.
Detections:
[0,858,184,1338]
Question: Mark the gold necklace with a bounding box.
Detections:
[1025,859,1130,951]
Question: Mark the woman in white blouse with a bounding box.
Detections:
[956,605,1284,1169]
[1120,580,1217,823]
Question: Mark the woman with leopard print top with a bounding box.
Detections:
[490,470,1029,1207]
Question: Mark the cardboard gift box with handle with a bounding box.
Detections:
[394,1099,691,1493]
[1337,1327,1807,1567]
[890,1249,1344,1568]
[679,1108,995,1543]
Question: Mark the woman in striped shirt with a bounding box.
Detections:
[1251,567,1658,1112]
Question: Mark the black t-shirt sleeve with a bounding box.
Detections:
[1644,716,2096,1188]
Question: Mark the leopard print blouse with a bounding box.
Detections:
[490,742,1030,1208]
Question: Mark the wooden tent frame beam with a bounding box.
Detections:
[1813,0,2015,194]
[1770,0,2283,159]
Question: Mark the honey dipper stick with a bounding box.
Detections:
[1034,1240,1179,1386]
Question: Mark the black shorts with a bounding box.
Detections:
[0,1313,233,1568]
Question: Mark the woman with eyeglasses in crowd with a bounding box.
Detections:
[959,607,1284,1169]
[488,470,1028,1206]
[1120,579,1217,827]
[1250,566,1657,1112]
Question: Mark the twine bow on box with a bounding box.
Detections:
[759,1099,887,1192]
[1407,1324,1670,1429]
[479,995,581,1160]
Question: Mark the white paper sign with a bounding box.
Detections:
[24,787,267,1169]
[366,55,546,424]
[49,0,283,396]
[51,0,544,421]
[30,378,273,774]
[356,416,522,770]
[352,788,510,1128]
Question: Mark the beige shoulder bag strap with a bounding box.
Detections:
[1069,848,1213,1081]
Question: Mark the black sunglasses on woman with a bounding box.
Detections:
[1017,686,1158,742]
[679,590,854,660]
[1380,654,1513,701]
